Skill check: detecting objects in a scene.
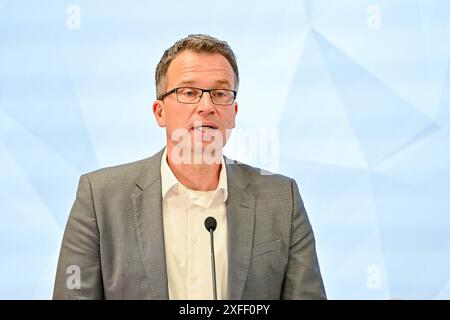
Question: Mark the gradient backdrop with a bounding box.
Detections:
[1,0,450,299]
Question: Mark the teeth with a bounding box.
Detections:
[195,126,215,131]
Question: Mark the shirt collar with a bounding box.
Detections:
[161,148,180,199]
[160,148,228,204]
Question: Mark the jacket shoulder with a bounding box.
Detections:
[85,157,150,181]
[226,158,296,192]
[82,148,165,192]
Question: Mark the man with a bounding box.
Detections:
[53,34,326,299]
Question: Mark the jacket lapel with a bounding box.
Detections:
[225,159,256,300]
[131,148,169,299]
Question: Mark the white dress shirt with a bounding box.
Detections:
[160,149,228,300]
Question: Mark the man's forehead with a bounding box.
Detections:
[166,52,235,87]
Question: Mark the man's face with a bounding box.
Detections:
[153,50,238,156]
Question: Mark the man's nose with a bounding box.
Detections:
[196,92,215,113]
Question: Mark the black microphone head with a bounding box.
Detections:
[204,216,217,232]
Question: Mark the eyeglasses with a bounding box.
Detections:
[159,87,237,106]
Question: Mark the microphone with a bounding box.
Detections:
[204,216,217,300]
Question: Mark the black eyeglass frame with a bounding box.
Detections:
[158,87,237,106]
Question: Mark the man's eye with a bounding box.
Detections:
[213,90,226,97]
[182,90,195,96]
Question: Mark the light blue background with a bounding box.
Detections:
[1,0,450,299]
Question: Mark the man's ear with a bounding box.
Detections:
[231,102,238,128]
[152,100,166,127]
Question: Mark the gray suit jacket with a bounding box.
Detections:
[53,148,326,299]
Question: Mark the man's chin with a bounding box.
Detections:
[168,141,224,166]
[190,127,222,141]
[170,150,223,166]
[167,127,226,165]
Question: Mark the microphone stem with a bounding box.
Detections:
[209,228,217,300]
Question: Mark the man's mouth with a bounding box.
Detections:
[194,126,217,132]
[191,122,218,132]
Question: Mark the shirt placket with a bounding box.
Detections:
[187,200,199,299]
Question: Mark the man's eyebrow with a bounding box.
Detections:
[176,79,232,88]
[177,80,197,86]
[214,79,232,87]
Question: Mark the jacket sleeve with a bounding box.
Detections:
[53,174,104,299]
[281,179,327,299]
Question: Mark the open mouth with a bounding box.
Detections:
[191,123,218,132]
